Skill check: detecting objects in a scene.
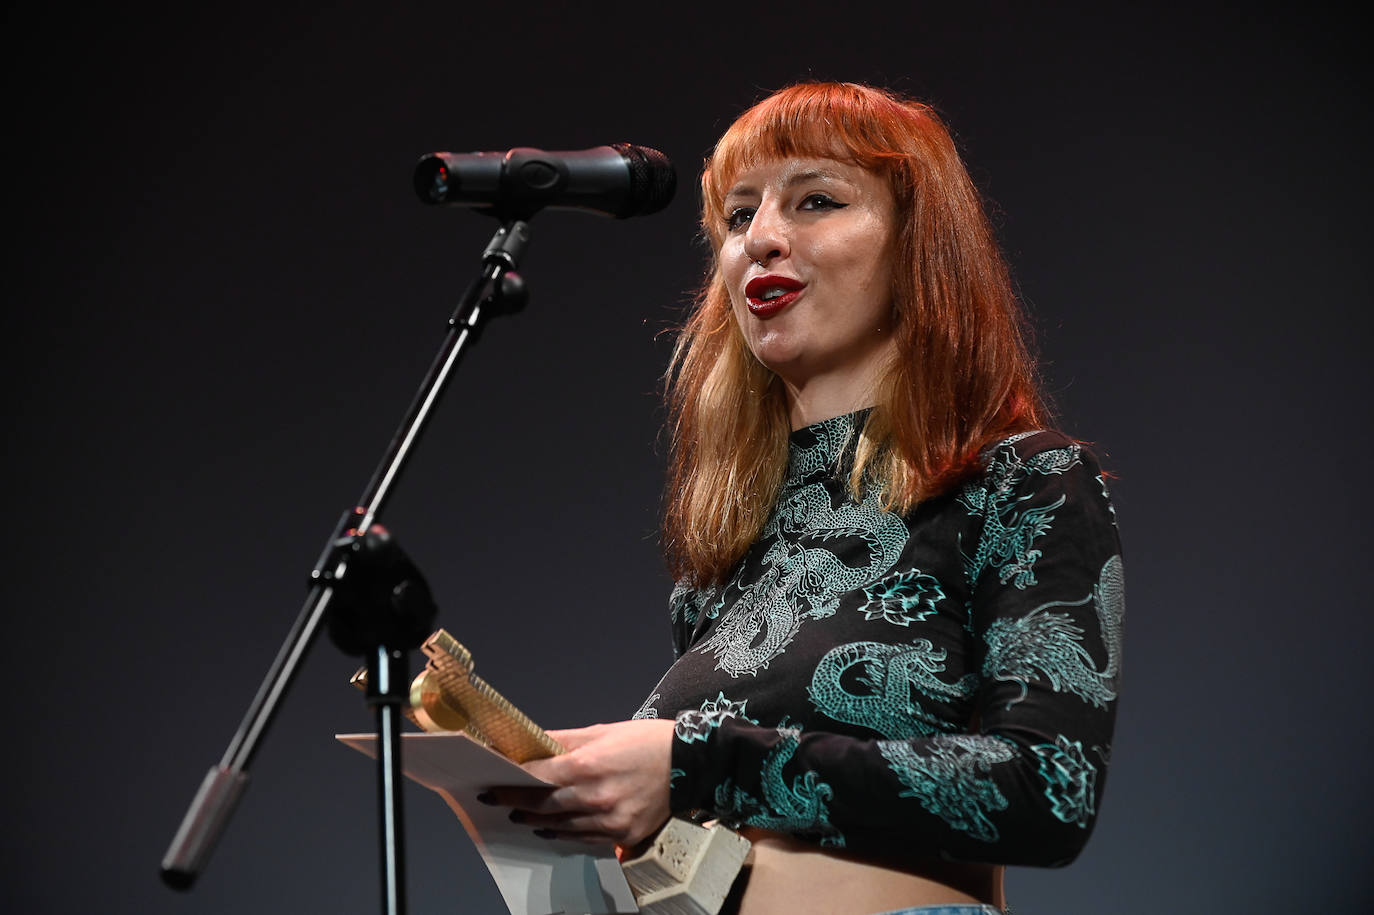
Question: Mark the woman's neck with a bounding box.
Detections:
[779,346,894,431]
[783,377,879,431]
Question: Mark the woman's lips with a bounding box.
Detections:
[744,275,804,318]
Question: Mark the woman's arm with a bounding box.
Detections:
[490,437,1123,865]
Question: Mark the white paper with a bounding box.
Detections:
[338,732,638,915]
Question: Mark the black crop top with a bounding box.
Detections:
[635,412,1123,867]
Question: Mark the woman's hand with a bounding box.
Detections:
[482,718,676,847]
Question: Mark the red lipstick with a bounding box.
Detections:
[744,275,804,318]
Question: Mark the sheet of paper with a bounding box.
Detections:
[338,732,638,915]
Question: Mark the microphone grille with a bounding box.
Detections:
[613,143,677,217]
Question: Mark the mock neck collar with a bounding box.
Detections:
[785,409,871,485]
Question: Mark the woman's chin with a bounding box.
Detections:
[748,338,809,378]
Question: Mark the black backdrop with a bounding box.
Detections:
[7,3,1371,913]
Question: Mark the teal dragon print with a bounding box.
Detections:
[878,735,1016,842]
[712,725,845,847]
[697,416,910,678]
[960,441,1081,590]
[982,555,1125,710]
[807,640,976,738]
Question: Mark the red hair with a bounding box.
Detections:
[664,82,1048,586]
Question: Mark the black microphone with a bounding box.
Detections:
[414,144,676,219]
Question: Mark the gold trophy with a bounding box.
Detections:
[353,630,750,915]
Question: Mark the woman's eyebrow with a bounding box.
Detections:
[724,182,755,202]
[782,168,847,187]
[726,168,849,201]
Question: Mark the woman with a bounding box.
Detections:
[492,82,1124,915]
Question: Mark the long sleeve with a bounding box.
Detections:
[653,428,1123,866]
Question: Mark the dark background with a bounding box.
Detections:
[7,3,1370,913]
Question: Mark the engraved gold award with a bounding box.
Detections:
[352,630,750,915]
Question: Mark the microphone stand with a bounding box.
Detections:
[161,219,532,915]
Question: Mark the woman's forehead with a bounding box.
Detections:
[711,128,858,185]
[721,156,876,198]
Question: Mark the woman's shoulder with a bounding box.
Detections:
[979,428,1102,470]
[967,429,1109,502]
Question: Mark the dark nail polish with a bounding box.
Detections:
[508,810,526,824]
[533,828,557,840]
[475,792,496,806]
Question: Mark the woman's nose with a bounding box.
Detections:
[743,205,788,266]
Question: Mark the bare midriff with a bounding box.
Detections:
[728,828,1004,915]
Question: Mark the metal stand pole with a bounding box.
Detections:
[161,221,532,915]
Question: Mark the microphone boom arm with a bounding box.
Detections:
[160,219,532,915]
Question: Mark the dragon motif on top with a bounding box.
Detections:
[877,735,1016,843]
[712,724,845,848]
[960,442,1081,590]
[807,640,977,739]
[696,416,910,677]
[982,555,1125,710]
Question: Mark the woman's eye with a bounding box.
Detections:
[800,194,846,211]
[726,207,755,231]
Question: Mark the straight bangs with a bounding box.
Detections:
[701,83,922,251]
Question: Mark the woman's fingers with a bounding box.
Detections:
[507,806,664,845]
[508,808,616,833]
[476,785,554,809]
[544,725,605,750]
[475,719,676,848]
[476,782,667,846]
[477,782,640,843]
[520,754,566,785]
[474,754,578,808]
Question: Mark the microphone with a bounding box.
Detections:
[414,144,676,219]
